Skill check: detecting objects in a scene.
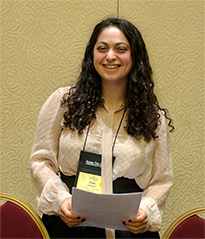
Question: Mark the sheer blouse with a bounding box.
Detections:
[30,87,173,232]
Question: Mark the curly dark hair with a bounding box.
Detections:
[61,17,174,142]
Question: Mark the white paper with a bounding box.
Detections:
[71,187,143,231]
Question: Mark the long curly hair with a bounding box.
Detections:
[61,18,174,142]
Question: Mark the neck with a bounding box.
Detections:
[101,80,127,111]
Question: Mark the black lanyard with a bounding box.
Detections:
[82,108,126,164]
[60,107,143,194]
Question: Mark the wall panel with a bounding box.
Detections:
[119,0,205,236]
[0,0,117,210]
[1,0,204,236]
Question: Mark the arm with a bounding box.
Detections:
[139,111,173,231]
[124,111,173,233]
[30,87,71,215]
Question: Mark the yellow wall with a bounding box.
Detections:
[1,0,204,237]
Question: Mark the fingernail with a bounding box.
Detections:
[81,218,86,222]
[122,221,125,225]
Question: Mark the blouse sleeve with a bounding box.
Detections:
[30,87,71,215]
[139,111,173,232]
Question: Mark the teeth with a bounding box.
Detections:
[104,65,119,69]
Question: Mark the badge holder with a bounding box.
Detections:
[74,151,103,193]
[74,109,126,194]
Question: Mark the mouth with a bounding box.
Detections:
[103,64,121,69]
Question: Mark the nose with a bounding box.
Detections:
[106,49,116,61]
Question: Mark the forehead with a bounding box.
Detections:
[96,26,129,45]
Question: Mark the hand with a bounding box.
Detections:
[123,209,148,234]
[59,197,86,228]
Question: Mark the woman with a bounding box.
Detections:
[30,18,174,238]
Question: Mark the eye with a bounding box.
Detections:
[116,46,128,53]
[97,45,108,52]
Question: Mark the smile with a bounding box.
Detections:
[103,64,120,69]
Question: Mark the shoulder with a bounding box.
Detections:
[38,87,71,119]
[47,86,70,101]
[42,87,70,108]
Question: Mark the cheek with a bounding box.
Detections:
[124,54,132,70]
[93,51,102,63]
[93,52,99,67]
[93,52,105,73]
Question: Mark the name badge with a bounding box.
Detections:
[74,151,102,193]
[76,172,102,193]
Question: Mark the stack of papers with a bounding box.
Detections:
[71,188,143,230]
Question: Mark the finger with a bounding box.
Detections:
[127,210,148,223]
[122,218,148,234]
[60,207,81,219]
[128,216,148,223]
[66,218,86,228]
[61,217,78,228]
[126,223,147,234]
[128,218,148,227]
[124,220,147,228]
[60,214,85,228]
[60,213,81,223]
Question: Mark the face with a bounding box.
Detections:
[93,26,132,84]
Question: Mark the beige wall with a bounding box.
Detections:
[1,0,204,237]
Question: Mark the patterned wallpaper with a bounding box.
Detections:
[1,0,204,237]
[119,0,205,236]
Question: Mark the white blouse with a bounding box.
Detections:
[30,87,173,232]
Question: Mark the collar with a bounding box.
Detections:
[103,102,125,113]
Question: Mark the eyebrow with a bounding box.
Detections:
[96,41,130,47]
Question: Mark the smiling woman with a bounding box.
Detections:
[93,26,132,87]
[30,17,174,239]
